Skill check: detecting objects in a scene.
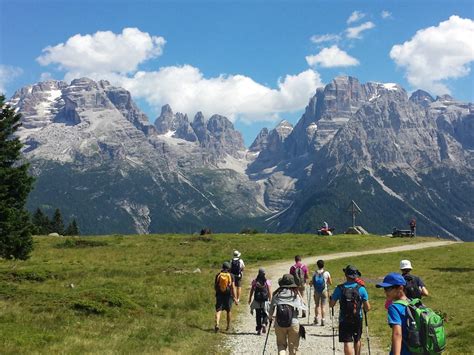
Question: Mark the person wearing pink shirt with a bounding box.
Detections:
[289,255,309,317]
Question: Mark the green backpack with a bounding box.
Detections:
[394,299,446,354]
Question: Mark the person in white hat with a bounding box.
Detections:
[230,250,245,303]
[400,259,429,299]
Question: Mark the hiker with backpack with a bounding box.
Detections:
[376,272,446,355]
[248,268,272,335]
[400,260,429,299]
[310,259,332,326]
[289,255,309,318]
[230,250,245,303]
[214,261,237,332]
[269,274,307,355]
[329,265,371,355]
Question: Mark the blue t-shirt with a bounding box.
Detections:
[388,302,412,355]
[331,282,368,322]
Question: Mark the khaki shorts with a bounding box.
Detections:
[314,290,328,306]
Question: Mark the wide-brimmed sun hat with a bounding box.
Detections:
[278,273,298,288]
[343,265,362,279]
[233,250,241,258]
[400,260,413,270]
[376,272,406,288]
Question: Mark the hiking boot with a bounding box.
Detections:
[313,318,318,325]
[214,325,219,333]
[262,325,266,334]
[321,319,325,326]
[257,330,261,335]
[302,311,306,318]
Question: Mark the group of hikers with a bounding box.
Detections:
[214,251,445,355]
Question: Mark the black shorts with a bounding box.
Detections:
[339,321,362,343]
[215,292,233,312]
[233,275,242,287]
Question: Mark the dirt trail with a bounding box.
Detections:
[223,240,458,354]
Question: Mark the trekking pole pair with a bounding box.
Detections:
[364,310,371,355]
[262,318,273,355]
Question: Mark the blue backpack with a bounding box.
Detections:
[313,272,326,293]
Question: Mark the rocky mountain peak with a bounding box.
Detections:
[409,89,435,107]
[249,127,269,152]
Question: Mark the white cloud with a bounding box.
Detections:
[346,21,375,39]
[306,45,359,68]
[81,66,323,122]
[381,10,392,19]
[310,34,341,44]
[40,72,54,81]
[0,65,23,94]
[37,27,165,74]
[390,15,474,95]
[38,28,323,122]
[347,11,365,24]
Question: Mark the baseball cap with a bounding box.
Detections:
[376,272,406,288]
[400,260,413,270]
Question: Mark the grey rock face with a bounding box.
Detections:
[410,89,435,108]
[249,128,269,152]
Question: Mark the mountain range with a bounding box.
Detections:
[8,76,474,240]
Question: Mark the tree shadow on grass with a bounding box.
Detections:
[187,324,255,335]
[430,267,474,273]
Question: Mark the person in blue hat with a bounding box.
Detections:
[376,273,411,355]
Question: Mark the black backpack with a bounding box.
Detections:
[276,304,294,327]
[403,274,422,299]
[231,259,241,275]
[292,266,305,286]
[254,281,269,302]
[339,284,362,325]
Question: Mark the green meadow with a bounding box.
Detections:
[325,242,474,355]
[0,233,453,354]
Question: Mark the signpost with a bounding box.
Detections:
[347,200,362,227]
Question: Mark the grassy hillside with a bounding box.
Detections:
[325,243,474,354]
[0,233,431,354]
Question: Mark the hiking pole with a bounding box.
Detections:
[364,310,371,355]
[307,286,311,324]
[262,318,272,355]
[331,306,336,355]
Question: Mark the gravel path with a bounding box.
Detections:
[222,240,458,354]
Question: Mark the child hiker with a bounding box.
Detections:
[376,273,411,355]
[248,268,272,335]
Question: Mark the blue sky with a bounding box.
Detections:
[1,0,473,145]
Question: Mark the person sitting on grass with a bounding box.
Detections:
[248,268,272,335]
[214,261,237,332]
[376,273,410,355]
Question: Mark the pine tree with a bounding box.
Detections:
[0,94,35,260]
[31,208,51,235]
[65,219,80,236]
[51,208,64,235]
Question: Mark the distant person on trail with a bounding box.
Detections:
[310,259,332,326]
[289,255,309,318]
[269,274,307,355]
[248,268,272,335]
[230,250,245,303]
[400,259,429,299]
[214,261,237,332]
[376,273,411,355]
[330,265,371,355]
[409,218,416,237]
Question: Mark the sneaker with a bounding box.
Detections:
[321,319,325,326]
[262,325,266,334]
[214,325,219,333]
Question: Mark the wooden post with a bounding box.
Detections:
[347,200,362,227]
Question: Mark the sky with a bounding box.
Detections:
[1,0,473,146]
